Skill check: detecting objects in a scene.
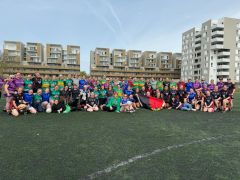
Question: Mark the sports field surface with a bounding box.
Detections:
[0,93,240,180]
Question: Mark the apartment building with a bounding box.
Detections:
[157,52,173,69]
[127,50,142,70]
[142,51,158,71]
[26,42,44,64]
[1,41,80,76]
[182,17,240,82]
[172,53,182,69]
[90,48,181,80]
[2,41,25,62]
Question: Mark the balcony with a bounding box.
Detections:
[211,44,224,49]
[212,31,224,37]
[217,65,230,69]
[211,37,224,43]
[47,59,60,64]
[195,37,201,42]
[217,58,230,63]
[218,51,230,57]
[195,43,201,48]
[217,71,229,76]
[211,24,224,30]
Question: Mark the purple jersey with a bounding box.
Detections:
[0,78,4,90]
[193,82,201,90]
[217,82,224,91]
[208,84,215,91]
[13,78,24,88]
[6,81,16,94]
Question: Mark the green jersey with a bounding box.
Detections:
[42,79,50,90]
[157,81,163,91]
[170,82,177,90]
[99,79,106,85]
[138,81,145,90]
[65,79,73,89]
[132,81,139,90]
[94,90,100,98]
[24,79,33,92]
[50,80,57,87]
[34,94,42,103]
[57,80,65,90]
[115,89,123,97]
[98,89,107,99]
[50,90,60,100]
[106,97,121,112]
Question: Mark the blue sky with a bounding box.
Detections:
[1,0,240,73]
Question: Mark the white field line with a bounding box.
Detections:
[83,134,235,180]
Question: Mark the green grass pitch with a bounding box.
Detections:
[0,93,240,180]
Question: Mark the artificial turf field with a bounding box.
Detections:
[0,93,240,180]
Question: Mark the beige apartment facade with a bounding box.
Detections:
[182,17,240,82]
[1,41,80,76]
[90,48,181,80]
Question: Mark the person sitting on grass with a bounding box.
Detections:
[203,91,214,113]
[168,97,182,110]
[84,92,99,112]
[102,92,121,113]
[221,85,231,112]
[120,94,134,113]
[181,98,196,111]
[12,87,36,117]
[52,99,66,113]
[194,90,204,111]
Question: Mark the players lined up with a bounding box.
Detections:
[0,73,236,116]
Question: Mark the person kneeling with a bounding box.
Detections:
[85,92,99,112]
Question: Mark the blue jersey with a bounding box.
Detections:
[124,89,133,96]
[128,98,135,103]
[79,79,86,90]
[186,82,193,92]
[42,92,50,102]
[121,99,128,105]
[23,93,33,105]
[188,92,196,103]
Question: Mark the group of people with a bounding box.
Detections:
[0,72,236,117]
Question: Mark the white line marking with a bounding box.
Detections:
[84,134,235,180]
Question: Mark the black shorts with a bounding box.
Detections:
[99,98,107,105]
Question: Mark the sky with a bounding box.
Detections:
[1,0,240,73]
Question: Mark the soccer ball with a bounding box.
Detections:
[46,108,52,113]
